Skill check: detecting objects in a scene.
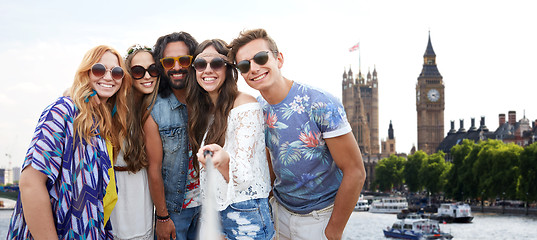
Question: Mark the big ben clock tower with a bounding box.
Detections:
[416,32,444,154]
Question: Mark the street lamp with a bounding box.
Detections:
[526,192,529,216]
[481,191,485,213]
[502,192,506,214]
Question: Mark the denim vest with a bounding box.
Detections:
[151,93,190,213]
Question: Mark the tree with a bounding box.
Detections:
[474,140,521,201]
[419,151,449,195]
[405,150,427,192]
[374,154,406,192]
[445,139,474,200]
[517,142,537,205]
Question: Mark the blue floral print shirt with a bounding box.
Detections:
[258,82,352,214]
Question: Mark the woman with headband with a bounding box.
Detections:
[109,44,160,240]
[186,39,274,240]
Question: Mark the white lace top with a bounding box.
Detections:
[200,102,271,211]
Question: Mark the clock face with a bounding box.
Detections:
[427,89,440,102]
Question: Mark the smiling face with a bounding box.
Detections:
[90,51,122,102]
[163,41,190,89]
[131,51,157,95]
[195,46,227,100]
[235,38,282,93]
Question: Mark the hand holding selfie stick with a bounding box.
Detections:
[198,150,222,240]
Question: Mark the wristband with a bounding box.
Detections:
[156,214,170,220]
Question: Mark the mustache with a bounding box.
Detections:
[167,69,189,76]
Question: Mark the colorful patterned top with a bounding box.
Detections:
[7,97,115,239]
[183,145,200,208]
[258,82,351,214]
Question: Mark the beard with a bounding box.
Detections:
[166,69,189,89]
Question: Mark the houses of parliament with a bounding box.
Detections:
[342,34,444,189]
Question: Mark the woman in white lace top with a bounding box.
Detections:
[186,39,274,240]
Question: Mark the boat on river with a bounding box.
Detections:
[429,202,473,223]
[369,197,408,214]
[354,195,370,211]
[383,218,453,239]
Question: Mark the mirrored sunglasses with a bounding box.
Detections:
[131,64,159,80]
[91,63,124,80]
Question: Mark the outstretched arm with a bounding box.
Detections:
[144,116,176,240]
[324,132,366,240]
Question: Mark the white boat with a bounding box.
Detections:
[369,197,408,214]
[430,202,473,223]
[383,218,453,239]
[354,195,370,211]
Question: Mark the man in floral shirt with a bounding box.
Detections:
[229,29,367,240]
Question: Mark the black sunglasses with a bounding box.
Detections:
[91,63,124,80]
[236,51,277,73]
[193,57,227,72]
[130,64,159,80]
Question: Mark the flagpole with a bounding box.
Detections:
[359,41,361,73]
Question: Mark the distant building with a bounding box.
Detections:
[380,120,397,158]
[342,67,379,155]
[495,111,533,146]
[437,111,537,161]
[0,169,5,185]
[437,117,493,161]
[12,167,21,183]
[416,32,445,155]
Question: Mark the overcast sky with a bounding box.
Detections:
[1,0,536,168]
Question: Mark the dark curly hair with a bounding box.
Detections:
[153,32,198,98]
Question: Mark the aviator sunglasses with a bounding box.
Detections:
[236,50,277,73]
[160,55,193,70]
[193,57,227,72]
[91,63,124,80]
[130,64,159,80]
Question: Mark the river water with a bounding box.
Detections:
[1,209,536,239]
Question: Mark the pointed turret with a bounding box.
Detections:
[424,31,436,57]
[388,120,394,140]
[419,32,442,78]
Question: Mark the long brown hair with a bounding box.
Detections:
[69,45,131,160]
[122,45,160,172]
[186,39,238,172]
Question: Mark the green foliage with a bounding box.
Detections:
[374,154,406,192]
[445,139,475,200]
[517,142,537,202]
[419,151,449,195]
[404,150,427,192]
[373,139,537,203]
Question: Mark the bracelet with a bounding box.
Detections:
[156,214,170,220]
[157,218,170,223]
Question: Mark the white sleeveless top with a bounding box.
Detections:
[200,102,271,211]
[110,151,154,240]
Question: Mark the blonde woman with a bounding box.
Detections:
[7,45,130,239]
[110,44,159,240]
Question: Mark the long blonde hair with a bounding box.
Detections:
[69,45,131,160]
[123,45,160,172]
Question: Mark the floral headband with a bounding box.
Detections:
[125,44,152,60]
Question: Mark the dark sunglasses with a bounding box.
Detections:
[236,51,276,73]
[130,64,159,80]
[91,63,124,80]
[193,57,227,72]
[159,55,193,70]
